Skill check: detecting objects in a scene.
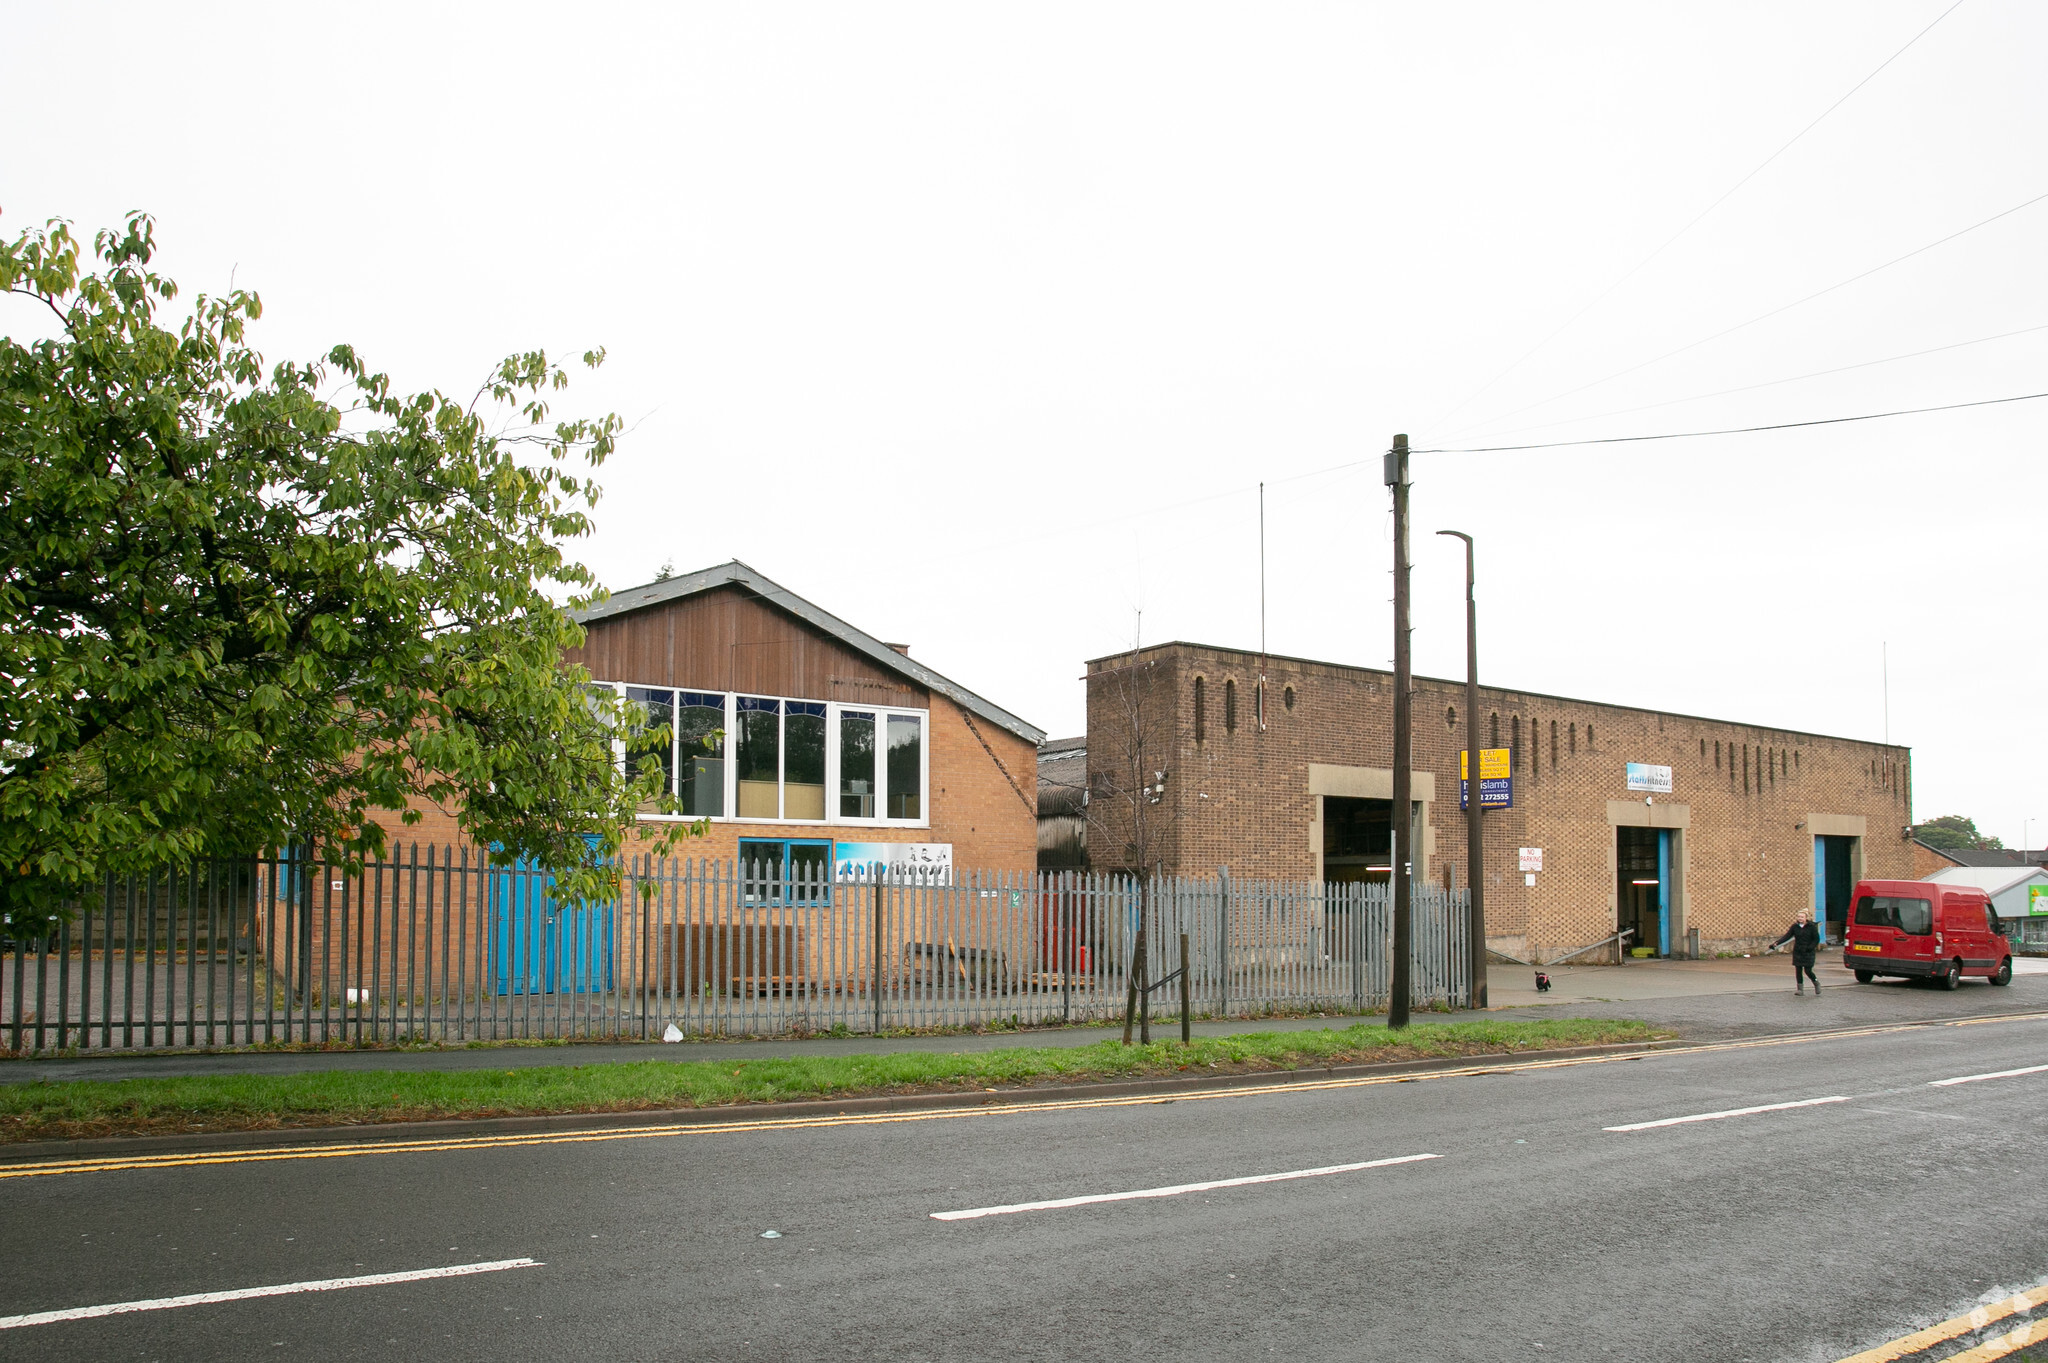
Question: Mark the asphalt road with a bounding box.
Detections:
[6,1007,2048,1361]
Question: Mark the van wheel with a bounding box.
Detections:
[1854,969,1874,984]
[1937,958,1963,991]
[1990,958,2013,986]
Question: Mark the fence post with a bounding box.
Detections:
[1121,903,1145,1046]
[1179,931,1191,1045]
[871,864,884,1035]
[1217,867,1231,1020]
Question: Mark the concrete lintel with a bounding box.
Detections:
[1606,799,1691,830]
[1805,813,1867,838]
[1308,764,1436,803]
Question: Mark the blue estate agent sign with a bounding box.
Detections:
[1458,776,1513,810]
[1459,748,1512,810]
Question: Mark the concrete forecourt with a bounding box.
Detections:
[3,975,2047,1360]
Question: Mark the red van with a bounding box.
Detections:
[1843,878,2013,989]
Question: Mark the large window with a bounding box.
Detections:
[736,697,782,819]
[625,687,674,794]
[592,684,925,826]
[840,711,877,817]
[676,692,725,817]
[785,702,827,820]
[887,714,922,819]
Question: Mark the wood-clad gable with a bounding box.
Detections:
[564,584,927,709]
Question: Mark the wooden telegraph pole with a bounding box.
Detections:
[1438,530,1488,1011]
[1387,434,1413,1030]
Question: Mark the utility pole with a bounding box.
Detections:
[1438,529,1487,1011]
[1386,434,1412,1030]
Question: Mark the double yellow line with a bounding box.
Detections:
[6,1009,2045,1181]
[1837,1282,2048,1362]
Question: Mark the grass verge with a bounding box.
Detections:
[0,1017,1663,1144]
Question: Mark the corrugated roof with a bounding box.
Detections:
[571,560,1044,745]
[1925,865,2048,896]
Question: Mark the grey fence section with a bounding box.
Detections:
[0,850,1470,1052]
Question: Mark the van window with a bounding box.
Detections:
[1988,907,2007,937]
[1855,895,1932,936]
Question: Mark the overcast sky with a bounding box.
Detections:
[8,2,2045,845]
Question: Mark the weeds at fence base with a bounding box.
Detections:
[1,1002,1407,1060]
[0,1017,1663,1143]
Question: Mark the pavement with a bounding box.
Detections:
[3,993,2045,1360]
[1,949,2041,1084]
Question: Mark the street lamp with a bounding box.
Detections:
[1436,530,1487,1010]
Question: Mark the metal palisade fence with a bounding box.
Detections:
[0,850,1471,1052]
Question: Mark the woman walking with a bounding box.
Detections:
[1770,910,1823,995]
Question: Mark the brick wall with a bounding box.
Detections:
[1088,642,1914,959]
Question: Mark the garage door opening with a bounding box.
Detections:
[1324,797,1392,886]
[1814,834,1856,944]
[1616,826,1670,956]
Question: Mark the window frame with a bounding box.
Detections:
[589,682,929,829]
[737,837,836,905]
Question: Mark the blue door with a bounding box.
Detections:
[1656,829,1671,957]
[490,853,614,995]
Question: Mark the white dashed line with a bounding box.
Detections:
[0,1259,541,1330]
[1929,1063,2048,1088]
[1605,1096,1851,1132]
[931,1153,1441,1220]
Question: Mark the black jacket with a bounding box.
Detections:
[1772,920,1822,958]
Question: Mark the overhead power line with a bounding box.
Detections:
[1447,187,2048,438]
[1415,388,2048,454]
[1429,0,1971,432]
[1447,320,2048,444]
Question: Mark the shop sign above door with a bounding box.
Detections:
[1625,762,1673,794]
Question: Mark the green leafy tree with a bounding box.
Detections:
[1913,814,2003,852]
[1,213,691,929]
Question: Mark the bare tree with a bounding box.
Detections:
[1083,653,1183,1042]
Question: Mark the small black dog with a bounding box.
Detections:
[1534,971,1552,993]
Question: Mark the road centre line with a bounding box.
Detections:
[931,1153,1440,1221]
[0,1258,540,1331]
[1835,1280,2048,1362]
[8,1011,2048,1181]
[1930,1063,2048,1087]
[1605,1096,1851,1132]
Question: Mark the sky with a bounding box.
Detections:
[6,2,2045,847]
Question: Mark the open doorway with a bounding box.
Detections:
[1616,826,1670,956]
[1323,797,1392,885]
[1814,834,1856,944]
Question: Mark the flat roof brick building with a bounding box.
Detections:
[1084,641,1913,961]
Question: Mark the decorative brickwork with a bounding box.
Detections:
[1088,642,1913,961]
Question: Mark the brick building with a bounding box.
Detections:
[391,560,1045,876]
[1084,641,1914,961]
[287,563,1043,996]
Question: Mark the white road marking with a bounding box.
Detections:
[0,1258,541,1331]
[1929,1063,2048,1087]
[930,1153,1440,1221]
[1604,1096,1851,1132]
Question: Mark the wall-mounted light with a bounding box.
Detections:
[1793,821,1805,831]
